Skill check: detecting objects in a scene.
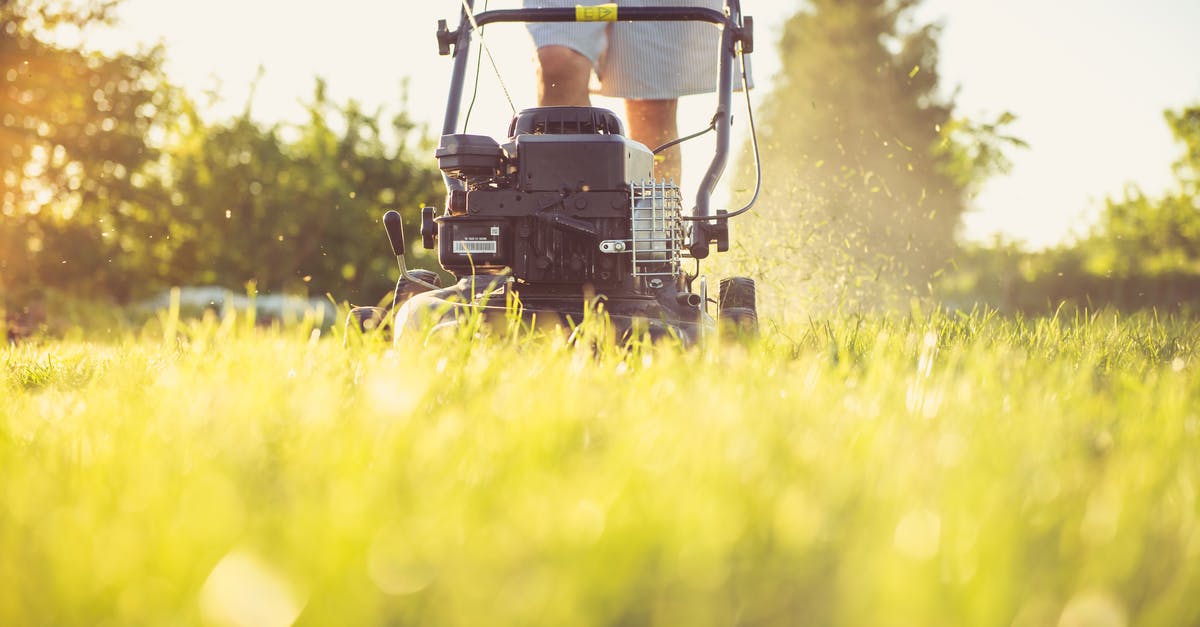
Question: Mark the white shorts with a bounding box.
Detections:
[523,0,751,100]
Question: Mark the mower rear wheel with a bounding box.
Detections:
[718,277,758,340]
[719,277,756,310]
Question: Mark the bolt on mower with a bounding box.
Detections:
[347,0,762,345]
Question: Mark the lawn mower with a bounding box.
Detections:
[348,1,761,345]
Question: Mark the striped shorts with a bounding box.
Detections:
[523,0,750,100]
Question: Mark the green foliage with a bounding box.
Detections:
[935,111,1027,194]
[1083,105,1200,278]
[1,1,443,307]
[939,238,1200,313]
[1166,106,1200,190]
[2,311,1199,624]
[940,103,1200,311]
[160,80,443,304]
[1,0,174,300]
[1088,188,1200,277]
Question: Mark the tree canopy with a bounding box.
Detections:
[2,0,173,299]
[937,103,1200,313]
[1,0,443,306]
[1084,105,1200,278]
[161,82,443,304]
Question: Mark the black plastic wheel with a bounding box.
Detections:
[719,306,759,339]
[719,276,757,311]
[348,306,388,333]
[718,277,758,340]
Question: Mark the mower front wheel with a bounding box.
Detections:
[345,306,389,345]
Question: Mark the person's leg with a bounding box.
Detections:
[525,1,606,103]
[625,98,680,183]
[536,45,593,106]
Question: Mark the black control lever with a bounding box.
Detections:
[384,210,406,257]
[383,210,439,296]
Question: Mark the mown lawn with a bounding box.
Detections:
[2,309,1198,626]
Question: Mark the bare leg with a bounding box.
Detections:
[536,46,592,106]
[625,98,680,183]
[536,49,681,182]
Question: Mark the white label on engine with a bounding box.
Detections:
[453,240,497,254]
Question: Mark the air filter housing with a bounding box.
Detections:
[435,134,504,180]
[508,106,625,137]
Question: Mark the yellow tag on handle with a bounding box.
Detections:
[576,3,617,21]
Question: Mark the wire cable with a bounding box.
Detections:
[652,114,717,155]
[461,0,489,131]
[459,0,516,118]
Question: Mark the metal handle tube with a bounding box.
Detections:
[693,24,735,221]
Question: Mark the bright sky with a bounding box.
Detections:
[86,0,1200,249]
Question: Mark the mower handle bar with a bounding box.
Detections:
[466,6,732,28]
[438,2,749,256]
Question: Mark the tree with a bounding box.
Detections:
[732,0,1012,308]
[1165,106,1200,193]
[936,104,1200,312]
[1084,105,1200,277]
[1,0,444,307]
[1,0,175,301]
[161,81,444,304]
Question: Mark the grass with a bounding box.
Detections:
[1,306,1198,626]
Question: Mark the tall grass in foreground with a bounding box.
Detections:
[2,309,1198,626]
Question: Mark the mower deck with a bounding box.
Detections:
[394,276,713,345]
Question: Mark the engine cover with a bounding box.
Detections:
[516,134,652,193]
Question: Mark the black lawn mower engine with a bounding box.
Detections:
[416,106,702,338]
[346,2,760,345]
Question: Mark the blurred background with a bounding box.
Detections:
[4,0,1200,329]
